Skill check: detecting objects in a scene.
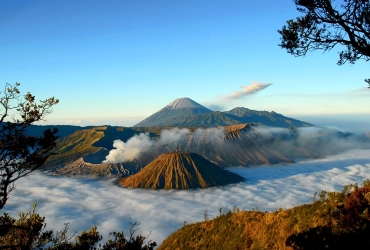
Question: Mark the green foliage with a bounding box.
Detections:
[0,205,157,250]
[278,0,370,85]
[0,83,59,209]
[101,221,156,250]
[0,204,53,249]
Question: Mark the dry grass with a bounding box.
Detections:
[159,181,370,250]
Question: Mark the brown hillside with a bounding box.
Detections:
[120,152,244,189]
[159,181,370,250]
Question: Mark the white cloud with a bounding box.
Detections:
[222,81,273,100]
[3,149,370,246]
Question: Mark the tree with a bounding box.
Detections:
[0,206,157,250]
[278,0,370,86]
[0,82,59,210]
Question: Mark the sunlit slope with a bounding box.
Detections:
[42,128,105,170]
[159,181,370,250]
[42,126,156,176]
[120,152,244,189]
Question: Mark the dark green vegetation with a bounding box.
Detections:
[133,98,313,128]
[278,0,370,86]
[0,205,156,250]
[159,180,370,250]
[0,83,59,209]
[121,152,244,189]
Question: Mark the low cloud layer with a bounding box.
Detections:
[223,81,273,100]
[4,149,370,246]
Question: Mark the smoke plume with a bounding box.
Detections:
[105,127,225,163]
[105,125,370,165]
[223,81,272,100]
[105,133,153,163]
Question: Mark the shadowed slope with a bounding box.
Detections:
[120,152,244,189]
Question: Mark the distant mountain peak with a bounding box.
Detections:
[133,97,312,128]
[165,97,212,111]
[133,97,213,127]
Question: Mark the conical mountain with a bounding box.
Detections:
[134,97,313,128]
[120,152,244,189]
[133,98,213,127]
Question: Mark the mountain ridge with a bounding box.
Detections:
[133,97,313,128]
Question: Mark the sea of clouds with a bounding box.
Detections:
[3,149,370,245]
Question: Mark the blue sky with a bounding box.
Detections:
[1,0,369,127]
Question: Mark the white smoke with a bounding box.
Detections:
[105,127,225,163]
[157,128,190,145]
[223,81,273,100]
[105,133,153,163]
[193,127,226,143]
[104,125,370,164]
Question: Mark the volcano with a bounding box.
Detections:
[133,97,313,128]
[133,98,213,127]
[120,152,244,189]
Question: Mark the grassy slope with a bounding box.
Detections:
[42,128,105,170]
[159,181,370,250]
[42,126,157,170]
[159,204,328,250]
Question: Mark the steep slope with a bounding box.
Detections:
[134,98,213,127]
[42,128,105,170]
[182,124,294,166]
[42,126,157,173]
[159,181,370,250]
[120,152,244,189]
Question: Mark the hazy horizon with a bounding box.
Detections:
[1,0,369,125]
[34,112,370,134]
